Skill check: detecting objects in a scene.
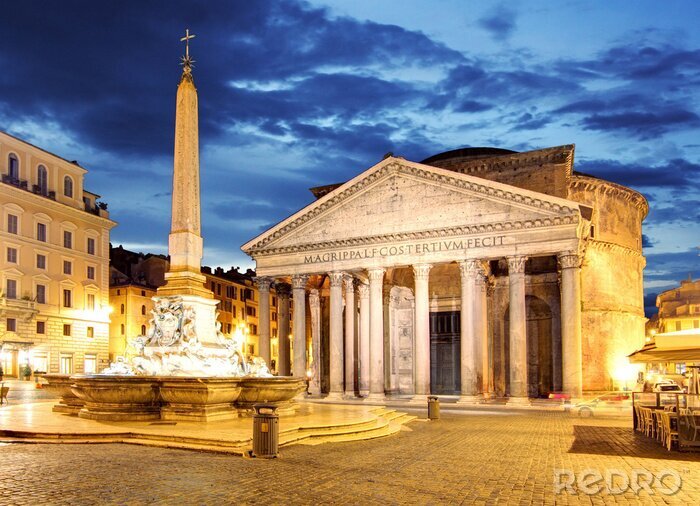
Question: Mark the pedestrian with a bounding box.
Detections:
[0,364,4,383]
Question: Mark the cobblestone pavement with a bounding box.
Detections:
[1,409,698,505]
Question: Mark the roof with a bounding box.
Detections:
[0,129,87,173]
[420,146,518,164]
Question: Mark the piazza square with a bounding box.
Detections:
[1,2,700,505]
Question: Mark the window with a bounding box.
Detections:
[6,247,18,263]
[87,237,95,255]
[59,353,73,374]
[5,279,17,299]
[87,293,95,311]
[7,214,18,234]
[248,344,255,355]
[116,289,120,295]
[141,325,146,335]
[272,312,277,322]
[87,266,95,280]
[120,323,125,335]
[63,176,73,198]
[141,305,146,315]
[695,320,699,329]
[86,326,94,338]
[63,324,72,336]
[6,318,16,332]
[63,260,72,275]
[140,290,145,296]
[33,353,48,373]
[272,296,277,307]
[120,304,125,315]
[36,321,46,334]
[676,321,682,331]
[84,354,97,373]
[8,154,19,179]
[37,165,48,194]
[63,230,72,248]
[36,222,47,242]
[36,254,46,269]
[250,324,257,335]
[63,289,72,308]
[232,306,237,318]
[246,306,257,317]
[36,284,46,304]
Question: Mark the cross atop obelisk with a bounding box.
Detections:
[180,29,196,73]
[158,30,212,299]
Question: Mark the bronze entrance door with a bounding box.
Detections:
[430,311,461,395]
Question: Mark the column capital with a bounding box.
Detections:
[357,282,369,299]
[343,274,356,293]
[458,259,481,278]
[413,263,432,280]
[506,255,527,274]
[367,268,385,282]
[329,271,344,287]
[291,274,309,290]
[309,288,320,308]
[254,276,272,291]
[276,282,291,297]
[558,251,582,269]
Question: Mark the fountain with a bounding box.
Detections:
[43,31,304,422]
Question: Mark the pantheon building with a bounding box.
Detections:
[242,145,647,403]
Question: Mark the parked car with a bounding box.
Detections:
[652,382,684,393]
[575,392,633,417]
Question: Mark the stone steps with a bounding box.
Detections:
[0,404,416,455]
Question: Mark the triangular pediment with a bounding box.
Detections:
[243,157,582,255]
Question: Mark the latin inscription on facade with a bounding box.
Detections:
[303,235,506,264]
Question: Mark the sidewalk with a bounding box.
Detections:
[0,378,58,404]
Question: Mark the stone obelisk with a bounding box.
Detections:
[157,30,219,345]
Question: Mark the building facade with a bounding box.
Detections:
[108,246,281,367]
[652,279,700,334]
[243,146,648,401]
[0,131,115,377]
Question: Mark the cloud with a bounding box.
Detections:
[642,234,657,248]
[580,109,700,139]
[478,6,517,40]
[576,158,700,190]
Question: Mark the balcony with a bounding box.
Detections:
[1,174,28,190]
[2,174,106,215]
[0,296,38,319]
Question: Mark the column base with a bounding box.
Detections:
[364,393,386,403]
[456,395,482,405]
[325,392,344,401]
[408,394,431,404]
[506,396,531,407]
[343,391,359,400]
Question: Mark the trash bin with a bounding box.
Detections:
[252,404,279,458]
[428,396,440,420]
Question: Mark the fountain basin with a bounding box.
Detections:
[71,375,161,421]
[57,375,305,422]
[160,377,242,422]
[237,377,306,414]
[41,374,85,415]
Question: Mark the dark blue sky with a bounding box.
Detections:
[1,1,698,314]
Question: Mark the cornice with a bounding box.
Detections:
[570,175,649,217]
[250,214,579,257]
[586,239,643,259]
[442,144,575,177]
[0,182,116,228]
[247,161,580,254]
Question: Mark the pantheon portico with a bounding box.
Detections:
[242,146,648,402]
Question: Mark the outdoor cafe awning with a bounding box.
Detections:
[628,346,700,364]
